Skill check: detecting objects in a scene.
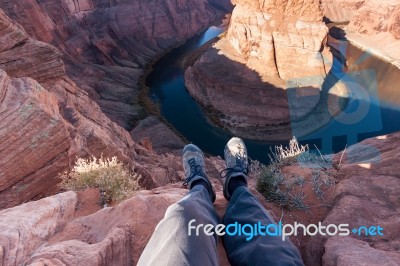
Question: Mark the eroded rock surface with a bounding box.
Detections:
[1,0,231,129]
[185,0,332,140]
[0,5,216,208]
[322,0,400,68]
[2,131,400,265]
[304,132,400,265]
[0,156,232,265]
[130,116,186,155]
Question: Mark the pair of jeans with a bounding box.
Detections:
[138,185,304,266]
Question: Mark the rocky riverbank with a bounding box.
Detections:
[185,0,333,141]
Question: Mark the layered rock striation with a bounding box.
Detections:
[1,0,230,129]
[185,0,332,141]
[0,0,227,209]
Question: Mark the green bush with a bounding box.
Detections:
[60,156,140,205]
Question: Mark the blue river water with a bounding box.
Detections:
[147,26,400,163]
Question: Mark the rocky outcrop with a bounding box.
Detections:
[225,0,331,80]
[1,0,230,130]
[2,131,400,265]
[322,0,400,68]
[185,0,332,141]
[0,70,71,209]
[0,156,233,265]
[322,0,400,39]
[130,116,186,155]
[320,0,364,22]
[347,1,400,38]
[0,187,186,265]
[323,236,400,266]
[0,8,199,209]
[303,131,400,265]
[0,191,78,266]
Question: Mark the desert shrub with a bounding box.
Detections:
[257,137,310,210]
[60,156,140,205]
[268,136,309,166]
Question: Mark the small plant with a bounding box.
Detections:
[285,175,305,190]
[60,156,140,205]
[268,137,309,166]
[288,191,309,211]
[257,137,311,210]
[256,165,308,210]
[257,137,337,211]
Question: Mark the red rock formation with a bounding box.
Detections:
[320,0,365,22]
[130,115,186,155]
[304,132,400,265]
[322,0,400,40]
[0,70,71,209]
[0,9,190,209]
[322,0,400,68]
[226,0,331,80]
[185,0,332,140]
[2,131,400,265]
[1,0,230,129]
[0,157,230,265]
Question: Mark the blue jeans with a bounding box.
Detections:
[138,185,304,266]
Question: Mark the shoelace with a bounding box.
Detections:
[183,158,203,187]
[220,155,249,179]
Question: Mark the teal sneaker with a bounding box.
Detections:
[220,137,249,200]
[182,144,216,203]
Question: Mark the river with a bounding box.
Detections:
[146,26,400,163]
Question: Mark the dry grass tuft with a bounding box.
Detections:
[60,156,140,205]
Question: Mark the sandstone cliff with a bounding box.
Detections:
[322,0,400,68]
[1,0,230,129]
[185,0,333,141]
[305,132,400,265]
[1,132,400,265]
[0,0,228,209]
[0,11,121,208]
[0,156,232,265]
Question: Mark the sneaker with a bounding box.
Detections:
[221,137,249,200]
[182,144,216,202]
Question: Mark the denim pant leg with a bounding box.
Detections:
[137,185,220,266]
[223,186,304,266]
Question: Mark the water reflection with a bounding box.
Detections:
[147,27,400,163]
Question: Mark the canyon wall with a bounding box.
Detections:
[322,0,400,39]
[322,0,400,69]
[225,0,331,80]
[185,0,332,140]
[1,0,230,129]
[0,0,229,209]
[0,9,135,208]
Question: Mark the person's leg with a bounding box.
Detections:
[223,185,303,266]
[138,144,219,266]
[221,138,304,266]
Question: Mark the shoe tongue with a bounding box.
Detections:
[233,165,243,172]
